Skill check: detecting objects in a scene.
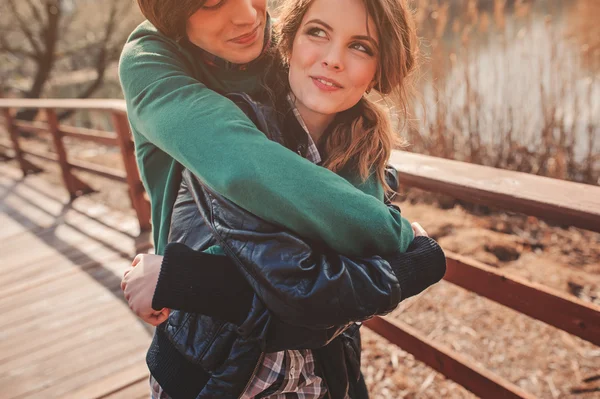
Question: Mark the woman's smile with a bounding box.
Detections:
[311,76,344,92]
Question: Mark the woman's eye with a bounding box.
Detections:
[202,0,225,10]
[351,42,373,56]
[307,28,327,38]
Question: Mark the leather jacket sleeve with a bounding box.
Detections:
[154,236,445,350]
[180,170,446,330]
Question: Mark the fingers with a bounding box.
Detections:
[131,254,143,267]
[411,222,428,237]
[121,270,129,292]
[143,309,170,326]
[153,309,170,325]
[121,266,133,292]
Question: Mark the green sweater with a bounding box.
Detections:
[119,21,413,256]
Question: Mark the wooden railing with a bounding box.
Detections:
[0,99,150,234]
[1,98,599,399]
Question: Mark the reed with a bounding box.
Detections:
[402,0,599,185]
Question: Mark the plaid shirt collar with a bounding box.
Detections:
[286,94,322,165]
[193,14,273,71]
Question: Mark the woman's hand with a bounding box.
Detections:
[121,254,170,326]
[411,222,429,237]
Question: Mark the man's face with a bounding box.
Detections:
[187,0,268,64]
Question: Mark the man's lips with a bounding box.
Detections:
[230,24,261,43]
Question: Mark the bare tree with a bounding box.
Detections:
[0,0,141,119]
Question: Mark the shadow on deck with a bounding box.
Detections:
[0,162,153,399]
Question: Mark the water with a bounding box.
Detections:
[413,0,599,165]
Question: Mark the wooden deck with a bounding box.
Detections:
[0,162,152,399]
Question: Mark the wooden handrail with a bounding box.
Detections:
[390,151,600,234]
[0,98,127,113]
[445,252,600,346]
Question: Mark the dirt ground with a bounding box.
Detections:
[3,135,600,398]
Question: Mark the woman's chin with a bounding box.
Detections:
[302,99,342,116]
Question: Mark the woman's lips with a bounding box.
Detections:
[311,76,343,92]
[230,25,260,45]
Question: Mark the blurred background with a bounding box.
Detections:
[1,0,598,184]
[1,1,598,398]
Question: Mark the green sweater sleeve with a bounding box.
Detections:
[119,24,412,256]
[338,168,414,252]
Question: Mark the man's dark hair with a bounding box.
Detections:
[136,0,207,41]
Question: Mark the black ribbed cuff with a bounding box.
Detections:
[386,236,446,300]
[147,327,210,398]
[152,242,253,325]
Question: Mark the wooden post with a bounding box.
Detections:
[2,108,43,176]
[46,109,93,200]
[111,111,151,233]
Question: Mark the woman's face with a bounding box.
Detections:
[187,0,268,64]
[288,0,379,120]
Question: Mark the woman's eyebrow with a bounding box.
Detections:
[305,18,333,31]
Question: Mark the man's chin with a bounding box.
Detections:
[232,54,262,65]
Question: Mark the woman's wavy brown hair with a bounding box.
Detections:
[269,0,418,191]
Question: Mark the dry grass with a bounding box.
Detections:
[399,0,600,186]
[362,199,600,398]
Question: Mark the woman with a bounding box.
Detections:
[125,0,446,398]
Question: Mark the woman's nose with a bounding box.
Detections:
[321,47,344,71]
[322,61,342,70]
[231,0,258,26]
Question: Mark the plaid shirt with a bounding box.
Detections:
[287,94,322,164]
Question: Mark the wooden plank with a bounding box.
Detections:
[102,378,151,399]
[60,124,119,146]
[444,252,600,346]
[62,363,149,399]
[0,301,124,363]
[0,267,121,318]
[12,119,49,134]
[0,208,134,274]
[0,316,134,372]
[390,151,600,233]
[70,158,127,182]
[364,316,536,399]
[0,227,127,282]
[3,330,148,398]
[37,349,148,399]
[0,240,114,286]
[0,212,31,240]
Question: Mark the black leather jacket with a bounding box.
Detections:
[149,94,446,398]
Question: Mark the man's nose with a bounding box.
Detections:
[231,0,258,26]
